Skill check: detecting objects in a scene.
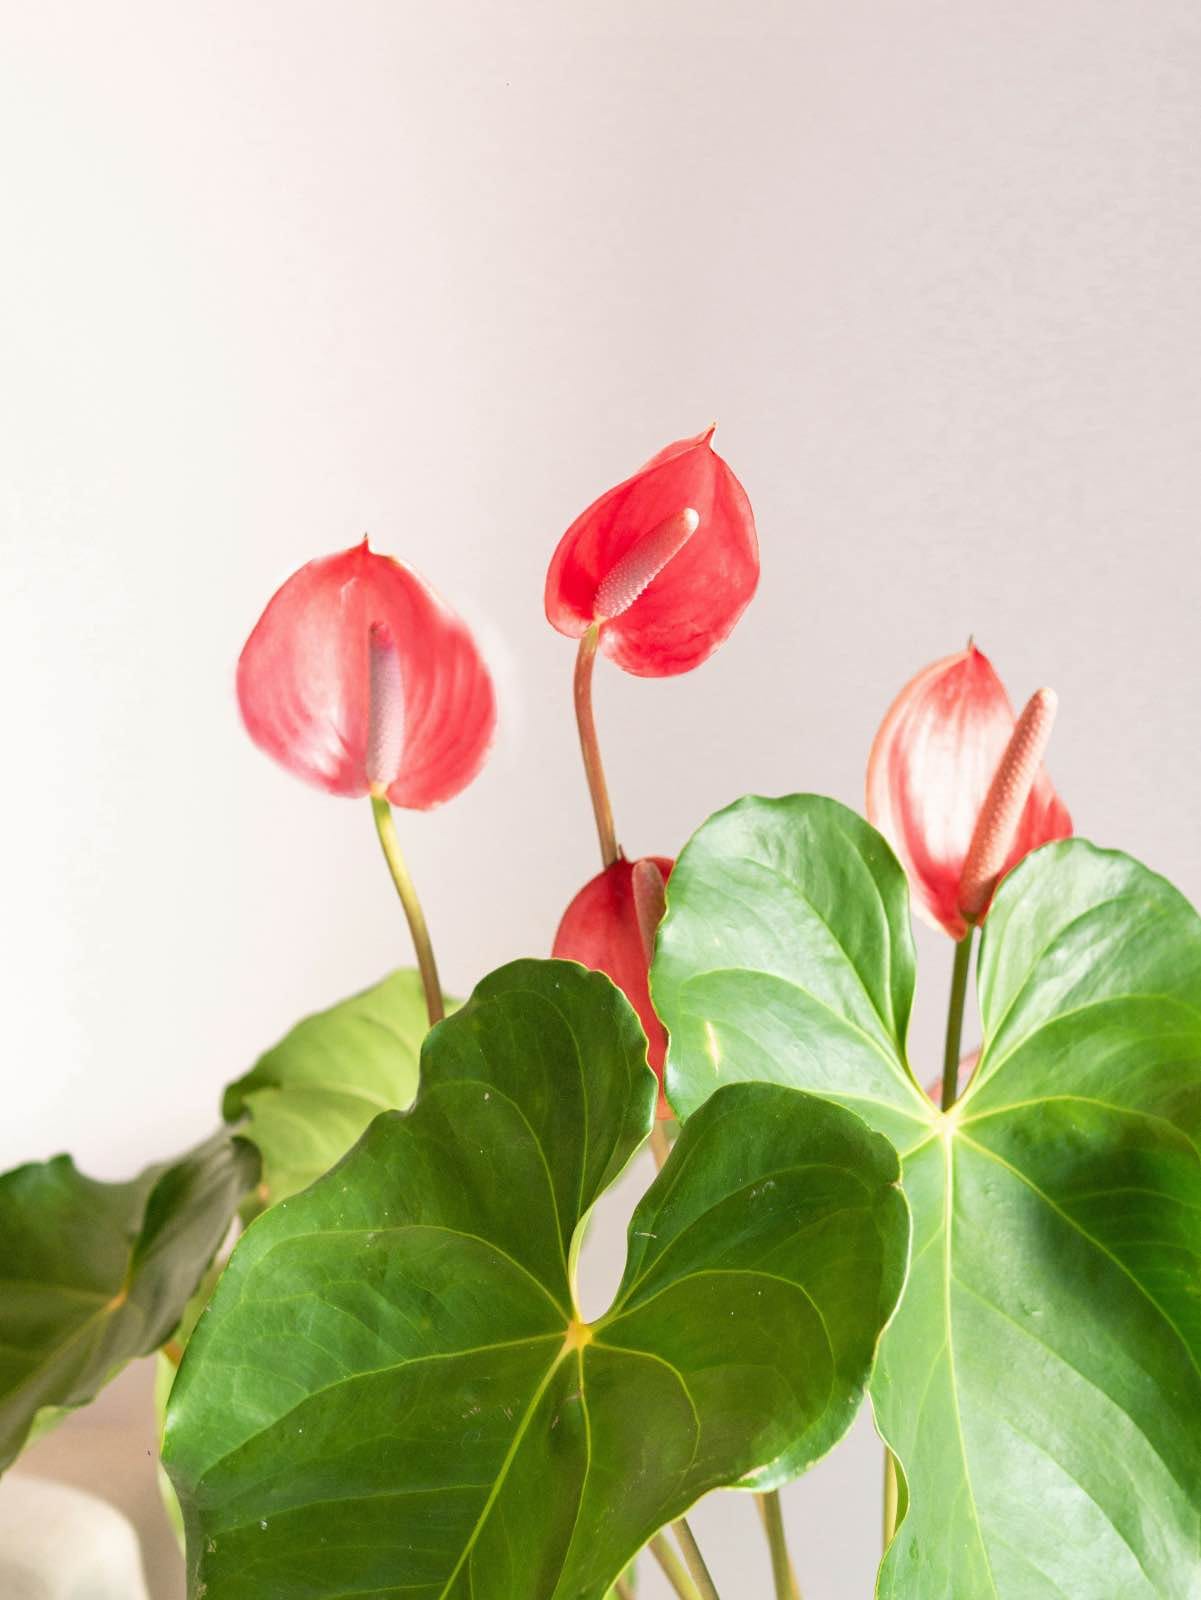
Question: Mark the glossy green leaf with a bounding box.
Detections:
[224,968,444,1205]
[654,793,1201,1598]
[654,795,932,1151]
[0,1128,258,1472]
[164,957,909,1600]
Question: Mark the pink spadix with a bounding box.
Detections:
[631,857,668,965]
[958,688,1059,924]
[365,623,405,794]
[595,509,699,620]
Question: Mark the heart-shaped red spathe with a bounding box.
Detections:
[866,643,1071,939]
[553,856,675,1117]
[237,540,496,810]
[545,429,759,677]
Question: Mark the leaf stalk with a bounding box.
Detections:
[758,1489,801,1599]
[672,1518,722,1600]
[649,1532,702,1600]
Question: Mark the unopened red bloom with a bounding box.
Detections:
[553,856,674,1116]
[238,540,496,809]
[545,429,759,676]
[866,644,1070,939]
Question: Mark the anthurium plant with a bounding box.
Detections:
[2,431,1198,1600]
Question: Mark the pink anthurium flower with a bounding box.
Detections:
[545,428,759,677]
[553,856,674,1117]
[866,643,1071,940]
[237,540,496,809]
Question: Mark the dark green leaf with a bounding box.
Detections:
[224,968,441,1205]
[654,794,1201,1598]
[164,958,908,1600]
[0,1128,258,1472]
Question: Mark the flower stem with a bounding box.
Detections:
[369,793,445,1028]
[883,1449,899,1548]
[574,625,620,869]
[940,930,974,1112]
[758,1489,801,1599]
[648,1532,701,1600]
[672,1519,722,1600]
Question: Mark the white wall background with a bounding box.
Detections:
[2,2,1200,1595]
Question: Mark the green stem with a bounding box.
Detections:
[614,1579,635,1600]
[758,1489,801,1599]
[648,1533,701,1600]
[940,930,974,1111]
[369,794,445,1029]
[672,1519,721,1600]
[574,624,620,869]
[883,1449,899,1548]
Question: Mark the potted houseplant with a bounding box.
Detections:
[2,432,1198,1599]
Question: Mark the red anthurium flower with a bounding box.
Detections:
[866,643,1071,940]
[553,856,674,1116]
[545,428,759,677]
[238,540,496,809]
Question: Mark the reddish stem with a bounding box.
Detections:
[574,626,620,869]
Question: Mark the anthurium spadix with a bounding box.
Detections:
[553,856,674,1117]
[866,642,1071,939]
[545,428,759,677]
[237,539,496,810]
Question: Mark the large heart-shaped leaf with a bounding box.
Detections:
[224,968,441,1205]
[0,1128,258,1472]
[164,957,909,1600]
[654,793,1201,1598]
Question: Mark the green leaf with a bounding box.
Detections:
[654,793,1201,1599]
[164,957,909,1600]
[652,794,933,1154]
[0,1128,258,1472]
[224,968,442,1205]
